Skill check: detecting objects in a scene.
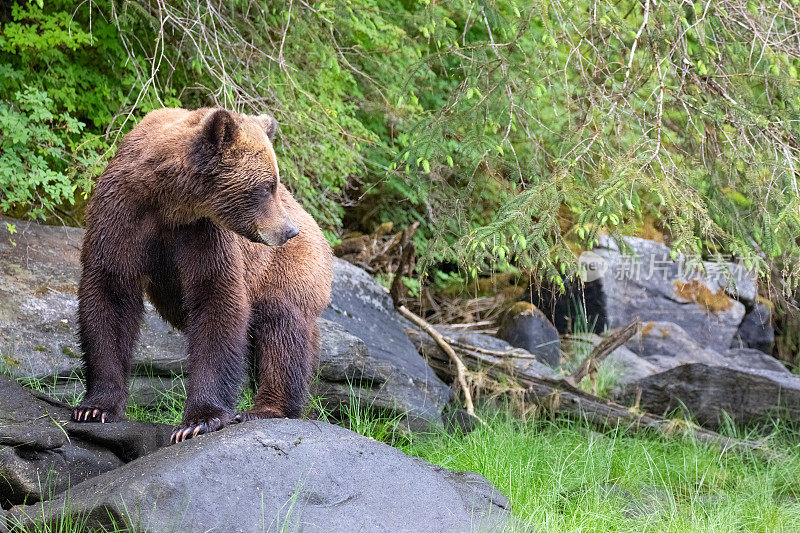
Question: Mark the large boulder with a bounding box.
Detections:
[313,318,450,430]
[532,236,751,349]
[0,217,450,429]
[496,302,561,367]
[0,376,171,507]
[8,420,512,533]
[0,217,185,385]
[626,321,733,369]
[322,258,451,428]
[625,321,788,374]
[723,348,788,374]
[621,364,800,428]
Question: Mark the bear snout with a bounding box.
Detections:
[257,220,299,246]
[284,224,299,241]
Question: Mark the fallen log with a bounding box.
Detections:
[524,375,780,459]
[405,321,782,460]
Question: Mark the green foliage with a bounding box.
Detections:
[0,0,142,220]
[402,0,800,291]
[2,0,800,294]
[0,86,89,218]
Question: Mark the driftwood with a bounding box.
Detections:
[447,321,496,330]
[380,224,777,459]
[567,319,640,387]
[405,319,781,460]
[397,305,479,420]
[524,376,780,459]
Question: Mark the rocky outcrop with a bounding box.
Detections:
[314,317,451,430]
[8,420,512,533]
[0,376,171,508]
[321,258,452,428]
[594,237,750,348]
[0,217,451,429]
[624,321,788,375]
[620,364,800,428]
[722,348,788,374]
[533,236,752,349]
[0,218,184,383]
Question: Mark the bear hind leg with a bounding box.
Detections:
[238,303,317,421]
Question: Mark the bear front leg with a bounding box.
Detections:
[237,302,317,422]
[74,266,144,423]
[171,225,250,443]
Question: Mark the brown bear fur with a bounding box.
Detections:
[73,107,333,442]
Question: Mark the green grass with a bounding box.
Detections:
[400,413,800,532]
[315,388,800,531]
[7,372,800,532]
[558,299,623,400]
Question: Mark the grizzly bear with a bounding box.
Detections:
[72,107,333,443]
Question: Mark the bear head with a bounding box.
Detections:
[190,108,298,246]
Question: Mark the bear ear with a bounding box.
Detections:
[256,114,279,142]
[202,109,238,149]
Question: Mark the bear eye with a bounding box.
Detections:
[254,182,273,199]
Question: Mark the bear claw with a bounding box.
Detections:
[170,417,223,444]
[72,407,114,423]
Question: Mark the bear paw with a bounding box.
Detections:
[71,406,122,424]
[170,415,233,444]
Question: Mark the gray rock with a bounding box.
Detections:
[496,304,561,366]
[578,236,748,348]
[626,321,730,368]
[10,420,512,533]
[0,216,185,384]
[1,217,450,429]
[640,355,683,372]
[406,324,560,384]
[621,363,800,428]
[132,310,187,376]
[731,302,774,354]
[723,348,788,374]
[322,259,451,427]
[62,420,172,463]
[0,441,123,505]
[0,376,171,506]
[0,375,69,451]
[314,318,448,430]
[704,261,757,303]
[625,321,788,375]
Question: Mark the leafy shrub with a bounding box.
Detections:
[1,0,799,300]
[0,0,148,220]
